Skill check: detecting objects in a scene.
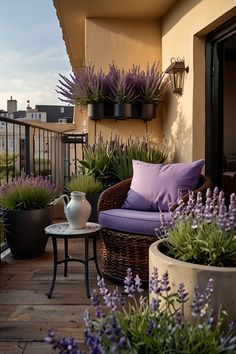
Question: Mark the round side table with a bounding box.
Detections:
[45,221,101,298]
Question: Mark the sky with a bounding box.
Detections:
[0,0,72,111]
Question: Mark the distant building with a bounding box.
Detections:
[35,105,74,123]
[0,98,74,123]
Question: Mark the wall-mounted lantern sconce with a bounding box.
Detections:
[165,58,189,95]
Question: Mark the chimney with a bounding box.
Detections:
[7,96,17,113]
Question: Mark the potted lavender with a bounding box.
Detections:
[133,62,170,119]
[0,176,56,258]
[56,64,108,119]
[150,188,236,326]
[106,64,139,118]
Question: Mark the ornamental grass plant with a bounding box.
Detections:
[0,175,56,210]
[157,188,236,267]
[45,268,236,353]
[65,175,103,195]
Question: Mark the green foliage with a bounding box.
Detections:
[0,152,19,183]
[80,137,116,185]
[166,219,236,267]
[0,217,7,244]
[112,136,168,180]
[79,134,167,186]
[65,174,103,194]
[0,176,56,211]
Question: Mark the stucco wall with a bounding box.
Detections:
[162,0,236,163]
[83,18,164,144]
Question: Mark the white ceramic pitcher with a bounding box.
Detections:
[59,191,91,229]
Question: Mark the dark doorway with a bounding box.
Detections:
[205,17,236,197]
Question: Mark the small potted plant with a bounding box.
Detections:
[45,268,236,353]
[107,63,139,118]
[0,175,56,258]
[133,62,170,119]
[56,64,108,119]
[65,174,103,222]
[150,188,236,326]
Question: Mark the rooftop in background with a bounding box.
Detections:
[35,105,74,123]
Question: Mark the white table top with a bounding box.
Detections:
[45,222,101,236]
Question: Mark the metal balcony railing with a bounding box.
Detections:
[0,116,88,254]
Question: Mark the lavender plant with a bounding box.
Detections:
[106,63,139,104]
[0,175,56,210]
[135,62,170,104]
[157,188,236,266]
[56,65,108,108]
[45,268,236,353]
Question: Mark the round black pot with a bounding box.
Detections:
[86,193,101,223]
[132,103,157,120]
[114,103,132,118]
[88,103,104,119]
[3,206,53,259]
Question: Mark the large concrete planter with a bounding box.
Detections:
[149,239,236,326]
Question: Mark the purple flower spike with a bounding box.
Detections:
[161,271,170,292]
[177,283,188,304]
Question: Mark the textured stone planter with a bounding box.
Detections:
[149,239,236,326]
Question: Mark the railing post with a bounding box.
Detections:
[25,126,31,175]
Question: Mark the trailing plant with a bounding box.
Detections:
[65,174,103,194]
[157,188,236,267]
[45,268,236,353]
[0,175,56,210]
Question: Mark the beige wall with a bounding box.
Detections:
[80,18,164,144]
[162,0,236,163]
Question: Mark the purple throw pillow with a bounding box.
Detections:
[122,159,204,211]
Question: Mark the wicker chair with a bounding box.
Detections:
[97,175,212,283]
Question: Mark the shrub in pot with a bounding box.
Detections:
[65,174,103,223]
[133,62,170,119]
[150,188,236,326]
[0,176,56,258]
[106,63,139,118]
[56,64,108,118]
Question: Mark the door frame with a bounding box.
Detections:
[205,17,236,187]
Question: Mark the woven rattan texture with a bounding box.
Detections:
[98,228,156,283]
[97,174,212,283]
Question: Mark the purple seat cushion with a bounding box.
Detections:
[99,208,171,236]
[122,159,204,212]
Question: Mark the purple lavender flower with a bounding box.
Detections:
[177,283,188,304]
[124,268,137,297]
[191,287,206,318]
[160,271,171,292]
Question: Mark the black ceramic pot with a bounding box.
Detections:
[88,103,104,119]
[3,206,53,259]
[86,193,101,223]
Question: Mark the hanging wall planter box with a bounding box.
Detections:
[88,103,104,119]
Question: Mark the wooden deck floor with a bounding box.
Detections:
[0,235,121,354]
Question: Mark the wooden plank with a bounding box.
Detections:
[0,321,84,341]
[0,342,27,354]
